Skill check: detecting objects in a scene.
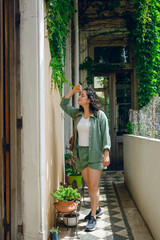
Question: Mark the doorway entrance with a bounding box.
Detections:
[93,71,132,170]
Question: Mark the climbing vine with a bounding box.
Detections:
[131,0,160,109]
[45,0,74,95]
[79,0,160,109]
[79,56,124,86]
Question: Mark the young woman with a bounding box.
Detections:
[60,84,111,231]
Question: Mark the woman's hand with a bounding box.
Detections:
[102,149,110,167]
[73,84,82,93]
[65,84,82,98]
[102,156,110,167]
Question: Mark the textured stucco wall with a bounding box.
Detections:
[44,20,63,237]
[21,0,63,239]
[124,135,160,240]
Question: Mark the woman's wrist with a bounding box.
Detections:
[65,84,81,98]
[104,148,109,157]
[65,89,75,98]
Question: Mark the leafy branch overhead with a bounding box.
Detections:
[45,0,74,95]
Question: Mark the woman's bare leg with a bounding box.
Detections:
[81,167,89,187]
[88,168,102,217]
[81,167,102,218]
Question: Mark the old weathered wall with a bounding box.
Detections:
[44,5,64,238]
[21,0,64,239]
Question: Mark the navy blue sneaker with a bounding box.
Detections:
[85,216,97,231]
[84,207,103,220]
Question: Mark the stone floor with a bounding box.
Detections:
[57,171,153,240]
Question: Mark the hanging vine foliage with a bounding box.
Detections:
[132,0,160,109]
[45,0,74,96]
[79,0,160,109]
[79,56,124,86]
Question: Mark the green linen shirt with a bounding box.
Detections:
[60,97,111,167]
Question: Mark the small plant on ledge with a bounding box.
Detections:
[65,153,82,188]
[49,226,60,240]
[65,154,81,177]
[50,226,60,233]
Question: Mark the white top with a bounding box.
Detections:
[77,117,89,146]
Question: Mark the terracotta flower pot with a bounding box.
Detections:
[54,201,78,214]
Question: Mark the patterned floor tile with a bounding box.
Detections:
[117,229,129,237]
[112,213,123,219]
[106,234,128,240]
[96,220,111,228]
[111,206,121,212]
[58,171,130,240]
[104,217,122,225]
[78,234,100,240]
[89,229,113,238]
[104,224,125,233]
[114,220,126,227]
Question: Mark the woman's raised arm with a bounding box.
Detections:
[65,84,82,98]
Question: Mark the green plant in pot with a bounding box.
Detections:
[65,154,82,187]
[49,226,60,240]
[50,186,81,214]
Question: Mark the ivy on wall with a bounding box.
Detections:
[132,0,160,109]
[79,56,124,86]
[45,0,74,96]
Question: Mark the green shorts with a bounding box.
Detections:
[76,146,103,172]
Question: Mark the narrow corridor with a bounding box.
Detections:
[58,171,153,240]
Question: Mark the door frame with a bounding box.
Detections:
[0,0,10,239]
[89,39,137,169]
[93,70,134,169]
[0,0,4,238]
[111,70,134,169]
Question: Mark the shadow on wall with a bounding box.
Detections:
[46,88,63,233]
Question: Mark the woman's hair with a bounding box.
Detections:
[79,87,101,117]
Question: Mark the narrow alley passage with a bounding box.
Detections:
[58,171,153,240]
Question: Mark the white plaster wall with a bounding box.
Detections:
[21,0,72,238]
[21,0,46,239]
[124,135,160,240]
[44,11,63,240]
[63,27,73,152]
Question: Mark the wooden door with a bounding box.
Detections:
[0,0,10,239]
[0,0,4,238]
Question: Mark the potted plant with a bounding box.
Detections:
[65,154,82,187]
[50,186,81,214]
[49,226,60,240]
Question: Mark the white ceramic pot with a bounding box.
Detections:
[63,213,80,227]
